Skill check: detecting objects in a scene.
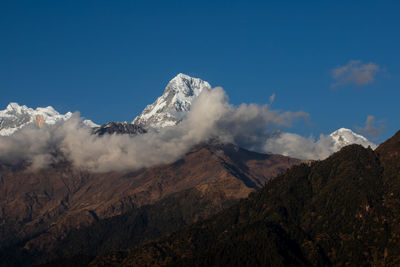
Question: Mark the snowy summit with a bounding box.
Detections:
[329,128,376,150]
[132,73,212,128]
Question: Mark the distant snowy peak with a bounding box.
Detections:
[0,102,98,136]
[132,73,212,128]
[329,128,376,150]
[83,119,99,128]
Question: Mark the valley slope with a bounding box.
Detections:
[0,143,300,266]
[87,130,400,267]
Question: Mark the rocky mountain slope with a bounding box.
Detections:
[0,143,301,266]
[92,122,147,136]
[87,130,400,267]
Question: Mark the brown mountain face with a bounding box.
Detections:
[0,143,301,260]
[86,130,400,267]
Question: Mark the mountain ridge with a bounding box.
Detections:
[86,130,400,266]
[0,74,376,161]
[92,121,147,136]
[0,102,98,136]
[0,142,301,265]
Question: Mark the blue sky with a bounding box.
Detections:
[0,1,399,143]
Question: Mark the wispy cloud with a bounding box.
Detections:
[269,93,275,104]
[331,60,380,87]
[355,115,385,140]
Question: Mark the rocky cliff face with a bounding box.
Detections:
[34,114,46,128]
[93,122,147,136]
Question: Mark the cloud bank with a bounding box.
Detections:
[263,133,337,160]
[0,87,376,172]
[0,87,308,172]
[331,60,380,87]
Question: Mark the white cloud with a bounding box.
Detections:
[263,132,336,160]
[331,60,380,87]
[355,115,384,140]
[0,87,308,172]
[1,87,380,171]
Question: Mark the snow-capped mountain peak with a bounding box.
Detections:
[329,127,376,150]
[132,73,212,128]
[0,102,97,136]
[6,102,21,111]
